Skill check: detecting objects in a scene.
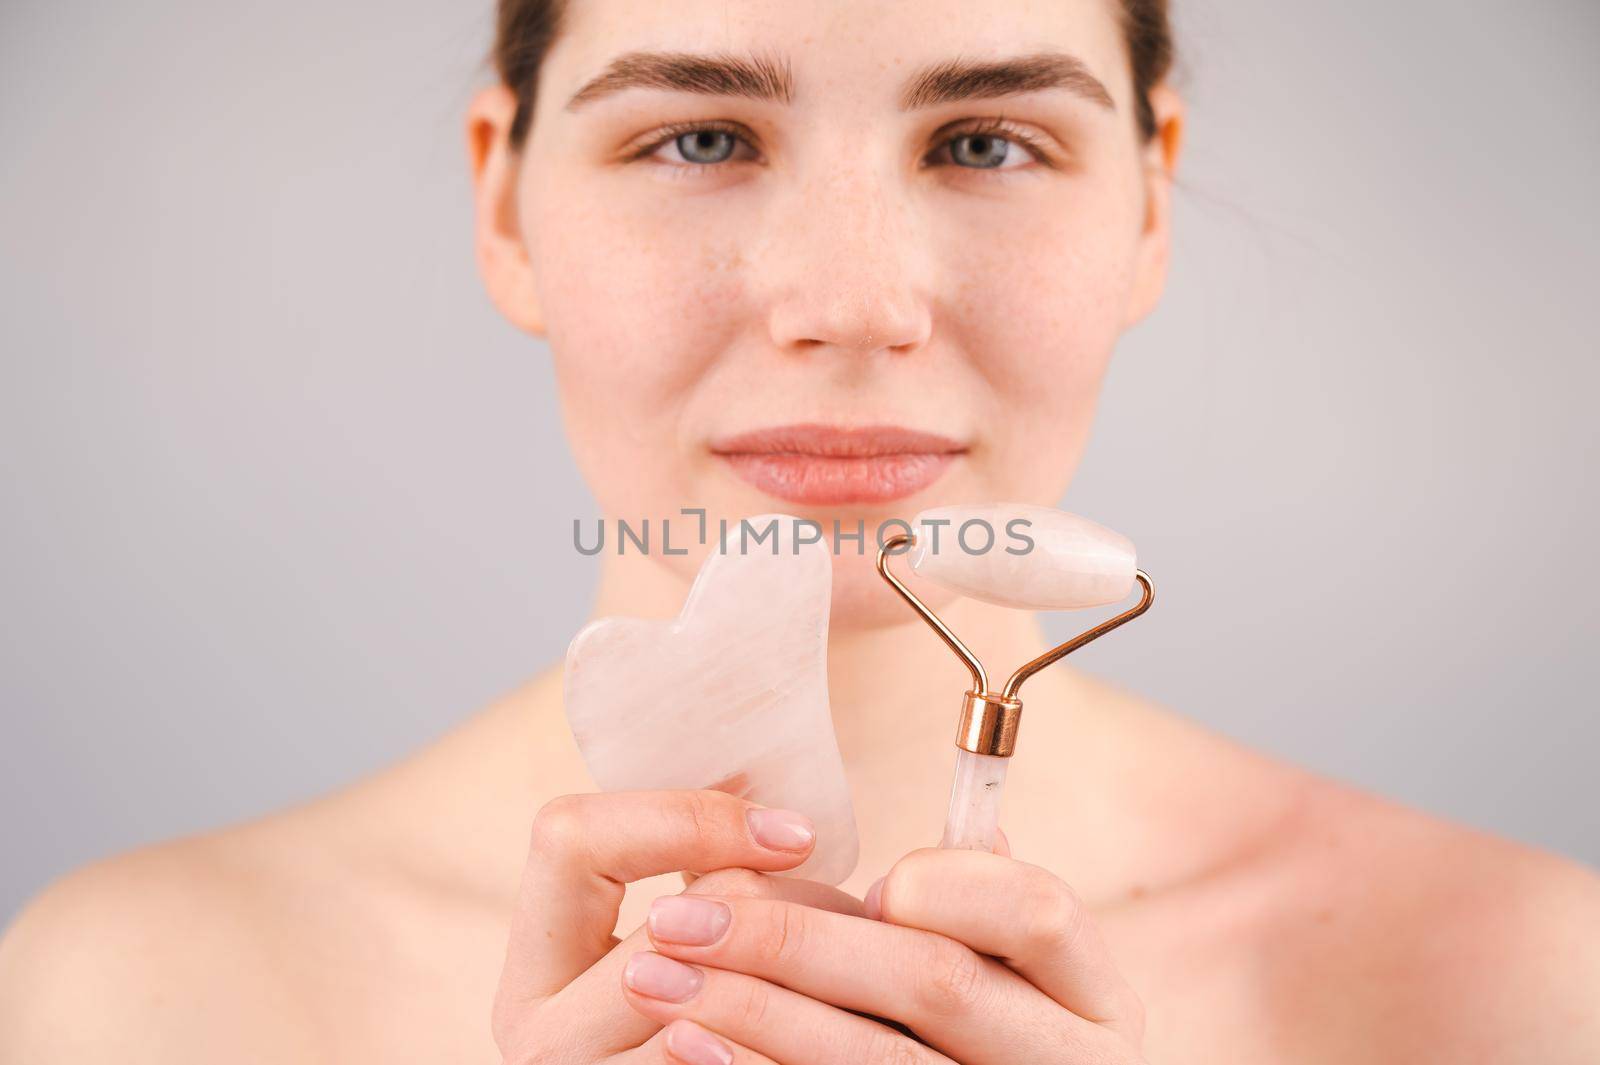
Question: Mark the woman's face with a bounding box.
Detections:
[470,0,1179,621]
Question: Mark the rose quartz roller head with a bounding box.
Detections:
[876,503,1154,852]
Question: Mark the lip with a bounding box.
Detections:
[709,423,967,505]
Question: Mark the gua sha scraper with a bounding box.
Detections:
[876,502,1155,852]
[563,514,859,884]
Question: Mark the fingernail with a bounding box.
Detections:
[623,952,704,1003]
[649,896,731,945]
[863,876,885,921]
[665,1020,735,1065]
[746,807,815,852]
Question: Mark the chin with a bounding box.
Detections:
[828,559,926,632]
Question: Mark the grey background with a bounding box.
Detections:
[2,0,1597,921]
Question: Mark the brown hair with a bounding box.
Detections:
[492,0,1173,149]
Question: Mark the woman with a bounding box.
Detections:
[2,0,1597,1060]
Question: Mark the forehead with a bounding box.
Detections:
[541,0,1132,112]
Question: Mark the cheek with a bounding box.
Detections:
[941,178,1143,487]
[525,186,750,515]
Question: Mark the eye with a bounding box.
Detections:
[928,119,1053,172]
[632,121,759,168]
[947,132,1023,169]
[668,129,737,165]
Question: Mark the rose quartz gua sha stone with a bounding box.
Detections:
[563,514,859,885]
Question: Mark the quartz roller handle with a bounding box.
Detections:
[940,749,1009,851]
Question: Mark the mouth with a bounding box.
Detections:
[708,422,967,506]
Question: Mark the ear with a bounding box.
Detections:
[1123,84,1185,328]
[466,84,547,336]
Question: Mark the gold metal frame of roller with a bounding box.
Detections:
[875,532,1155,758]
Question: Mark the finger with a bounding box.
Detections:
[679,772,762,892]
[499,791,816,1005]
[879,848,1144,1039]
[862,829,1007,918]
[611,1019,781,1065]
[639,894,1111,1063]
[541,868,865,1060]
[993,825,1012,857]
[688,868,867,917]
[621,952,956,1064]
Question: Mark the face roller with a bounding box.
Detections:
[876,503,1155,852]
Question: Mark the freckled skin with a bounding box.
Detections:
[2,2,1597,1063]
[520,0,1155,626]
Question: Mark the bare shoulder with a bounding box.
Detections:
[0,670,574,1062]
[0,786,508,1061]
[1072,674,1600,1061]
[1260,773,1600,1062]
[0,823,326,1061]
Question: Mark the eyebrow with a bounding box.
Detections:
[566,50,794,111]
[901,52,1114,112]
[563,49,1114,114]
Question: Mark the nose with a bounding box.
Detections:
[764,169,934,358]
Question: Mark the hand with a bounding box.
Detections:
[491,789,865,1064]
[621,845,1147,1063]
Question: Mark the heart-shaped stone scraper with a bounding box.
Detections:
[564,513,859,885]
